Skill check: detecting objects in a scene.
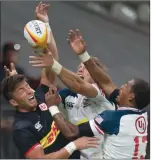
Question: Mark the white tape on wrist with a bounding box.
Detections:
[79,51,90,63]
[45,22,51,32]
[51,59,63,75]
[49,106,60,117]
[64,142,77,155]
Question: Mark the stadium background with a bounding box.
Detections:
[0,1,150,158]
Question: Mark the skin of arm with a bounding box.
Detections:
[83,58,117,97]
[26,146,71,159]
[58,67,98,98]
[35,2,58,86]
[67,29,117,97]
[40,31,58,86]
[51,112,79,140]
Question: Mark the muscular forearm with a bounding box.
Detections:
[43,148,70,159]
[49,107,79,140]
[81,54,116,97]
[41,24,58,85]
[52,113,79,140]
[58,68,83,93]
[51,60,98,97]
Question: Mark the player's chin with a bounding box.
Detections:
[28,99,37,107]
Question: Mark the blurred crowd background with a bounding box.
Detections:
[0,1,150,159]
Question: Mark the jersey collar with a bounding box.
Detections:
[118,107,139,111]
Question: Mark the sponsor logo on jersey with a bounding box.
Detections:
[66,102,74,109]
[39,103,48,111]
[35,121,43,131]
[40,121,60,149]
[76,117,88,125]
[135,116,146,134]
[83,98,91,108]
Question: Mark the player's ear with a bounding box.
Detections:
[9,99,19,107]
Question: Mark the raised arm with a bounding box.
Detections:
[44,89,100,141]
[35,2,58,86]
[29,50,100,98]
[67,29,117,97]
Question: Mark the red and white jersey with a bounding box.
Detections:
[89,107,148,159]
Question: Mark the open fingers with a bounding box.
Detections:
[86,137,100,141]
[75,29,82,38]
[30,64,45,67]
[35,1,42,13]
[10,63,15,71]
[42,4,50,12]
[29,56,43,60]
[68,29,76,42]
[86,144,98,148]
[29,60,44,64]
[4,66,10,76]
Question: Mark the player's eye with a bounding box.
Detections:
[17,88,24,94]
[26,84,31,89]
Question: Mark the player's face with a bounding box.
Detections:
[116,79,135,105]
[10,80,37,110]
[77,63,93,83]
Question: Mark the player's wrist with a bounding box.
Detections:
[48,105,60,117]
[51,59,63,75]
[79,51,90,63]
[64,142,77,155]
[44,22,51,44]
[45,22,51,32]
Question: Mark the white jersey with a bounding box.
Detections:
[59,84,115,159]
[89,107,148,159]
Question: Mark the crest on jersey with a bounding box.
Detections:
[39,103,48,111]
[135,116,146,134]
[83,98,91,108]
[35,121,43,131]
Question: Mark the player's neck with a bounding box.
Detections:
[17,106,37,112]
[119,102,135,109]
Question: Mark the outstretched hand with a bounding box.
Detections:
[67,29,87,55]
[74,136,100,150]
[4,63,18,77]
[29,48,54,68]
[35,1,50,23]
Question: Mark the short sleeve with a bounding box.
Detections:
[13,128,41,157]
[88,84,115,110]
[88,84,106,102]
[90,110,122,136]
[59,88,78,106]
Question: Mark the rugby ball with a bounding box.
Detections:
[24,20,50,48]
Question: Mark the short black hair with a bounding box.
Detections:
[1,74,26,101]
[131,78,150,110]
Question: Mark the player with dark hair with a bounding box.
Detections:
[1,3,100,159]
[29,29,149,159]
[66,29,150,159]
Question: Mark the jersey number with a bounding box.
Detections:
[132,136,147,159]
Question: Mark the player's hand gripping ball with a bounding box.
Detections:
[24,20,50,49]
